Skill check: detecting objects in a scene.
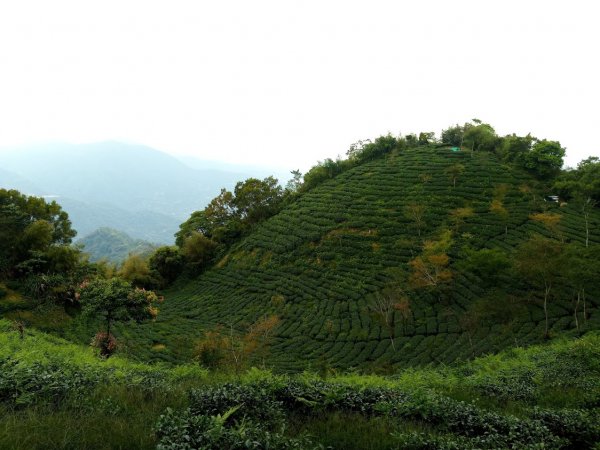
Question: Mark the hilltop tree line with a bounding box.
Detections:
[297,119,568,194]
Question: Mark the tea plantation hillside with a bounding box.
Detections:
[69,146,600,370]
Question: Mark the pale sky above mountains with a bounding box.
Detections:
[0,0,598,172]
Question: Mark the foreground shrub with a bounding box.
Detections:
[531,408,600,450]
[273,380,407,415]
[155,407,321,450]
[0,360,105,407]
[189,383,285,428]
[383,393,566,449]
[91,331,118,358]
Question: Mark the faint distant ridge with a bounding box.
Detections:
[0,167,43,195]
[0,141,277,243]
[78,227,157,263]
[176,154,290,182]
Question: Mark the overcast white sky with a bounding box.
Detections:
[0,0,598,171]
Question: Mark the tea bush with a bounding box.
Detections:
[0,359,105,407]
[155,407,322,450]
[531,408,600,449]
[189,383,286,428]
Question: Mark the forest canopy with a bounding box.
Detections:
[0,189,78,277]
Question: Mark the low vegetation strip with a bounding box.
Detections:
[1,319,599,449]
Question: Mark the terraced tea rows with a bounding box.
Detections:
[73,147,600,370]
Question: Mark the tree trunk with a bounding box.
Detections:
[584,210,589,248]
[574,291,580,330]
[583,288,587,323]
[389,313,396,351]
[543,284,550,338]
[468,332,474,356]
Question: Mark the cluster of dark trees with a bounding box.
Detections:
[441,119,566,179]
[460,236,600,339]
[0,189,78,279]
[175,176,283,246]
[138,177,288,288]
[0,188,160,357]
[554,156,600,204]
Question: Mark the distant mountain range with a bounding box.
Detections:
[0,142,287,243]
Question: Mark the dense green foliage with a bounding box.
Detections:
[441,120,565,179]
[176,176,284,247]
[300,134,410,193]
[119,253,158,289]
[149,246,185,287]
[0,189,78,277]
[78,278,160,356]
[555,157,600,204]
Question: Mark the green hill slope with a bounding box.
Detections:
[78,227,157,263]
[70,146,600,369]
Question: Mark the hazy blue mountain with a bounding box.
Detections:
[176,155,291,183]
[0,142,242,217]
[0,142,280,243]
[78,227,157,263]
[57,197,180,243]
[0,168,44,195]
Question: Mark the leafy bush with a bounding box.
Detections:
[149,246,184,287]
[383,393,565,448]
[391,431,472,450]
[531,408,600,449]
[0,360,106,407]
[188,383,285,428]
[155,407,321,450]
[470,370,538,403]
[21,273,78,304]
[273,380,406,415]
[1,320,599,450]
